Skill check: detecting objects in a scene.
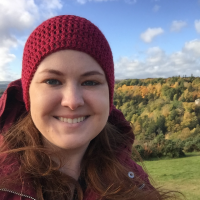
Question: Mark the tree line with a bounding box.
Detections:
[1,77,200,159]
[114,76,200,159]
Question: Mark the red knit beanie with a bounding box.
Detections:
[22,15,114,112]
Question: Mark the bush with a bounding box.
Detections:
[183,136,200,152]
[162,140,185,158]
[134,145,145,158]
[133,134,185,159]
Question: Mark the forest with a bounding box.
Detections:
[114,76,200,159]
[1,76,200,159]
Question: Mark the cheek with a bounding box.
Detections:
[85,87,110,117]
[99,87,110,116]
[29,87,61,133]
[92,92,109,139]
[30,88,60,115]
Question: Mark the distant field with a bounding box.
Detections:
[0,81,9,97]
[141,152,200,200]
[0,81,10,90]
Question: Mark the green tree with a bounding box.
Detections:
[156,115,166,134]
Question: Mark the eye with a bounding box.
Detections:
[45,79,61,86]
[82,81,99,86]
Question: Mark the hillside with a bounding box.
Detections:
[1,77,200,157]
[114,76,200,158]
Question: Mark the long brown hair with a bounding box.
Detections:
[0,112,183,200]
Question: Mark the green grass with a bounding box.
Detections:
[141,152,200,200]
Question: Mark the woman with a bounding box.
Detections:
[0,15,180,200]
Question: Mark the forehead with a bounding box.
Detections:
[35,50,105,76]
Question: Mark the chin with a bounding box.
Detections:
[53,141,89,151]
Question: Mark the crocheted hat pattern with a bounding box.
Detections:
[22,15,114,111]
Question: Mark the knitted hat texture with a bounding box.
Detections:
[22,15,114,111]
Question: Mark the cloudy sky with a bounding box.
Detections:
[0,0,200,81]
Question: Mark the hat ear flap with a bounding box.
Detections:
[0,79,26,133]
[108,105,134,144]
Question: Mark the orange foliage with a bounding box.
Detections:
[134,122,141,135]
[148,112,154,118]
[192,91,200,99]
[173,82,179,88]
[155,83,162,96]
[178,127,191,140]
[147,84,156,94]
[140,86,149,98]
[117,85,142,97]
[116,82,165,99]
[161,104,170,117]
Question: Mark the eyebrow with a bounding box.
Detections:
[81,71,104,77]
[39,69,104,77]
[40,69,64,76]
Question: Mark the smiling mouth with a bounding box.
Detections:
[55,116,88,124]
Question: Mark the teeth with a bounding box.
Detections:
[68,118,72,123]
[73,118,77,123]
[58,116,86,124]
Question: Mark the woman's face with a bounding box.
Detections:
[29,50,109,151]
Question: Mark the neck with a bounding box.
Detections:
[57,147,87,180]
[43,139,89,180]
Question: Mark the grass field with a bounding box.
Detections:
[141,152,200,200]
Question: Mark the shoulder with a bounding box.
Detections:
[0,190,19,200]
[0,189,36,200]
[0,151,36,200]
[117,144,152,188]
[126,158,150,184]
[0,173,37,200]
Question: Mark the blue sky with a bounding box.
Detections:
[0,0,200,81]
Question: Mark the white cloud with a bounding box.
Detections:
[146,47,165,63]
[39,0,63,18]
[124,0,137,4]
[170,20,187,32]
[183,39,200,57]
[76,0,86,4]
[76,0,135,4]
[0,47,18,81]
[140,28,164,43]
[0,0,63,81]
[115,39,200,79]
[153,4,160,12]
[76,0,116,4]
[40,0,62,10]
[194,20,200,34]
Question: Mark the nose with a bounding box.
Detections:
[61,84,84,110]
